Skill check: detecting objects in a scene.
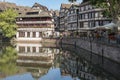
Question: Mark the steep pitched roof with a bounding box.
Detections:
[0,2,16,10]
[17,10,52,18]
[61,3,72,9]
[32,3,48,11]
[0,2,52,18]
[0,1,31,14]
[69,3,79,9]
[54,10,59,16]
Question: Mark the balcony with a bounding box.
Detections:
[79,8,104,14]
[78,17,111,22]
[16,21,53,24]
[17,28,54,31]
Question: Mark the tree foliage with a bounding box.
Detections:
[0,9,18,38]
[90,0,120,22]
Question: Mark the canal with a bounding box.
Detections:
[0,42,120,80]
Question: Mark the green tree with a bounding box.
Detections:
[0,9,18,38]
[90,0,120,26]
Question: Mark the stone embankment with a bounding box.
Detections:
[60,38,120,63]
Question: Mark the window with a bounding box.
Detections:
[81,7,84,11]
[95,21,99,26]
[82,14,85,19]
[80,22,83,28]
[39,47,42,52]
[95,12,99,18]
[19,46,25,53]
[84,22,88,28]
[33,32,36,37]
[103,21,110,25]
[92,12,95,18]
[99,21,103,26]
[39,32,42,37]
[27,47,30,52]
[85,14,88,19]
[19,32,25,37]
[32,47,36,52]
[27,32,30,37]
[88,13,92,19]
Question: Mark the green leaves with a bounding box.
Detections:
[90,0,120,21]
[0,9,18,38]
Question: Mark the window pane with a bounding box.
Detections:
[27,47,30,52]
[27,32,30,37]
[19,46,25,53]
[19,32,25,37]
[33,32,36,37]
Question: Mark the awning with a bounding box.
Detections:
[103,23,117,29]
[92,26,106,30]
[92,23,117,30]
[117,21,120,31]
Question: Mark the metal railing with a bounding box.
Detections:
[62,35,120,48]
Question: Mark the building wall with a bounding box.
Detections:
[78,3,111,28]
[61,38,120,63]
[16,15,55,41]
[16,28,54,42]
[59,2,111,32]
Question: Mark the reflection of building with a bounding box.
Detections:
[16,43,55,67]
[16,3,54,42]
[16,43,59,79]
[60,51,110,80]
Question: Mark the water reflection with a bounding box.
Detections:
[16,42,60,79]
[59,50,117,80]
[0,45,18,78]
[0,42,119,80]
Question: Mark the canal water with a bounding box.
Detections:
[0,42,120,80]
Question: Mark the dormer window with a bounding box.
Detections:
[37,7,40,9]
[20,18,22,20]
[26,12,39,15]
[19,13,22,15]
[16,8,19,10]
[32,6,39,9]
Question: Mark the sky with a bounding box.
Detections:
[0,0,82,10]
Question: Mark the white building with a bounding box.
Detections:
[16,3,55,42]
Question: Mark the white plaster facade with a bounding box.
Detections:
[16,28,54,42]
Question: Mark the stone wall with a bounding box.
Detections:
[61,38,120,63]
[42,38,58,43]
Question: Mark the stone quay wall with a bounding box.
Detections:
[61,38,120,63]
